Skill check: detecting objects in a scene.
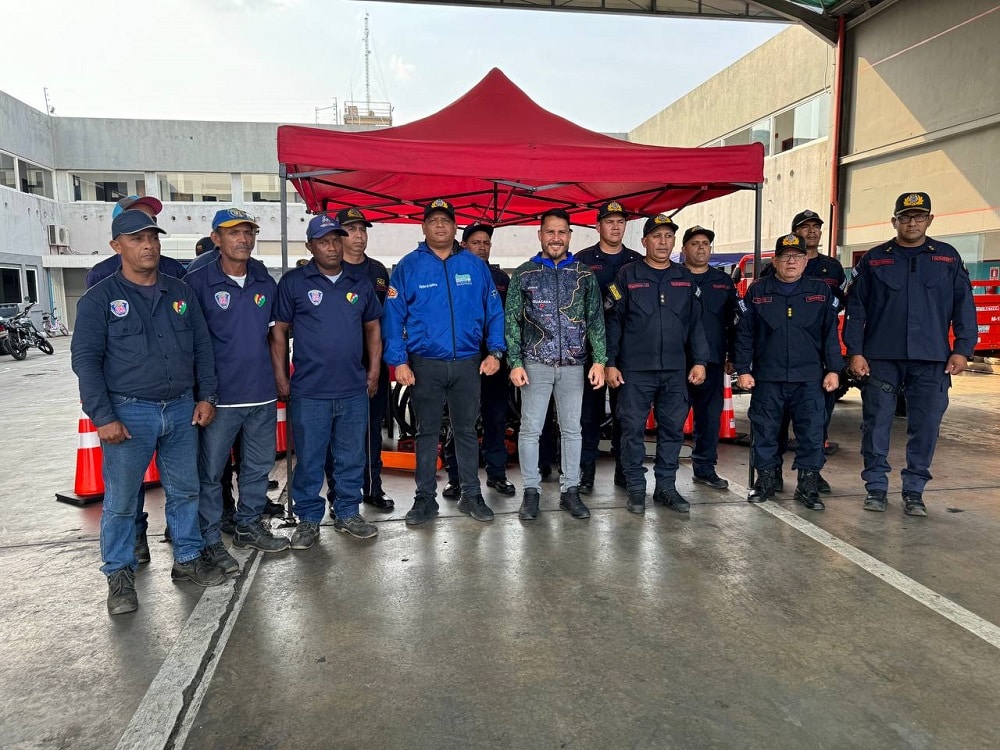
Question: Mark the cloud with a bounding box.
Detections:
[389,55,416,82]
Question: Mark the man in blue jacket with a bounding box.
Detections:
[72,210,225,615]
[184,209,289,571]
[383,199,506,526]
[845,192,977,516]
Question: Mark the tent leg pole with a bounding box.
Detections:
[748,182,763,493]
[278,167,296,525]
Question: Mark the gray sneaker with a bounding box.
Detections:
[201,541,240,574]
[290,520,321,550]
[107,568,138,615]
[171,557,227,587]
[333,513,378,539]
[233,518,291,552]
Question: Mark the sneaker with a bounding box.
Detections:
[405,497,439,526]
[626,488,646,515]
[559,487,591,519]
[773,468,784,494]
[794,470,825,510]
[135,533,151,565]
[748,469,777,503]
[816,473,832,494]
[290,520,322,549]
[578,463,596,495]
[486,475,516,496]
[171,557,227,586]
[363,492,395,511]
[220,510,236,536]
[233,518,291,552]
[333,513,379,539]
[201,541,240,574]
[823,441,839,456]
[653,487,690,513]
[519,488,540,521]
[863,490,888,512]
[693,472,729,490]
[902,491,927,517]
[262,500,286,516]
[107,568,138,615]
[458,494,495,522]
[441,482,461,499]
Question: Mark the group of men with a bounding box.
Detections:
[73,188,976,617]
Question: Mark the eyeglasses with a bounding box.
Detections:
[896,213,930,224]
[774,254,806,263]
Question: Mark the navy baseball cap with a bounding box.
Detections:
[597,200,628,221]
[462,223,494,243]
[424,198,456,221]
[791,210,824,230]
[112,209,167,239]
[642,214,678,237]
[335,207,373,227]
[212,208,259,231]
[682,225,715,245]
[894,192,932,216]
[774,234,807,255]
[112,195,162,220]
[307,214,348,240]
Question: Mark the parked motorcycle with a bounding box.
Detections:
[41,307,70,337]
[4,303,54,356]
[0,315,29,360]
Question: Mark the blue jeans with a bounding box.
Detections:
[290,393,368,522]
[101,393,203,575]
[517,362,584,492]
[198,403,277,544]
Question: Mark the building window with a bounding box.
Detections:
[243,174,302,202]
[774,94,830,153]
[24,269,38,303]
[157,173,232,202]
[751,117,771,157]
[18,159,54,199]
[72,172,146,202]
[0,153,15,190]
[0,267,22,304]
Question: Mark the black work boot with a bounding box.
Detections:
[863,490,888,512]
[653,487,690,513]
[902,491,927,517]
[107,568,138,615]
[816,473,832,494]
[773,467,784,493]
[457,494,495,522]
[794,470,825,510]
[579,463,596,495]
[748,468,777,503]
[519,488,541,521]
[405,496,440,526]
[559,487,591,519]
[626,487,646,515]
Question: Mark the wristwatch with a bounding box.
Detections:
[204,394,218,406]
[489,350,504,361]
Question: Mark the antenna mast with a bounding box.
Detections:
[364,11,371,108]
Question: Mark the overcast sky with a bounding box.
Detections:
[2,0,786,133]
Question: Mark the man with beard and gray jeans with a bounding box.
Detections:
[506,209,606,521]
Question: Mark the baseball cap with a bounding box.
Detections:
[642,214,679,237]
[112,195,163,220]
[306,214,348,240]
[682,225,715,245]
[894,192,932,216]
[424,198,456,221]
[462,223,495,243]
[791,210,824,230]
[112,209,167,239]
[211,208,259,231]
[774,234,807,255]
[334,207,373,227]
[597,200,628,221]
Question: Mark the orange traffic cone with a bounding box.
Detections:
[275,401,288,457]
[683,407,694,436]
[645,407,656,432]
[143,453,161,487]
[55,409,105,506]
[719,373,738,442]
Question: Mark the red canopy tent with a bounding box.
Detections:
[276,68,764,268]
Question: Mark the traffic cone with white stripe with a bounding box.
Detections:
[719,373,738,442]
[143,453,161,487]
[55,409,105,506]
[683,407,694,436]
[275,401,288,457]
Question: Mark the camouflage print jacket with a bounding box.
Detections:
[504,253,607,369]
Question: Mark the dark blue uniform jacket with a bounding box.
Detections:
[687,266,738,365]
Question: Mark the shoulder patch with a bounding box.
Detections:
[387,286,398,299]
[608,283,622,301]
[737,299,748,314]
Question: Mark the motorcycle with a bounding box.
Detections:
[4,303,54,356]
[0,315,29,360]
[41,306,70,337]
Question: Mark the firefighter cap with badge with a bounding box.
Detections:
[774,233,807,255]
[335,207,374,227]
[597,200,629,221]
[894,192,932,216]
[642,213,679,236]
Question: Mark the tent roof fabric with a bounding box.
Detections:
[277,68,763,226]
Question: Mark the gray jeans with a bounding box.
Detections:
[517,362,584,491]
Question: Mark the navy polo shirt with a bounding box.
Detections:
[275,260,382,399]
[71,270,217,427]
[183,257,278,405]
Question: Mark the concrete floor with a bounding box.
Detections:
[2,340,1000,749]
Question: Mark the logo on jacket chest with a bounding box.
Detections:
[308,289,323,306]
[454,273,472,286]
[110,300,129,318]
[215,291,231,310]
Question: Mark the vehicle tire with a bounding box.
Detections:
[37,338,54,355]
[11,345,28,360]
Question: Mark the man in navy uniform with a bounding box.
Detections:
[575,200,643,493]
[605,214,709,515]
[735,234,843,510]
[442,222,517,499]
[845,192,977,516]
[324,207,396,514]
[271,215,383,548]
[681,225,737,490]
[72,210,225,615]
